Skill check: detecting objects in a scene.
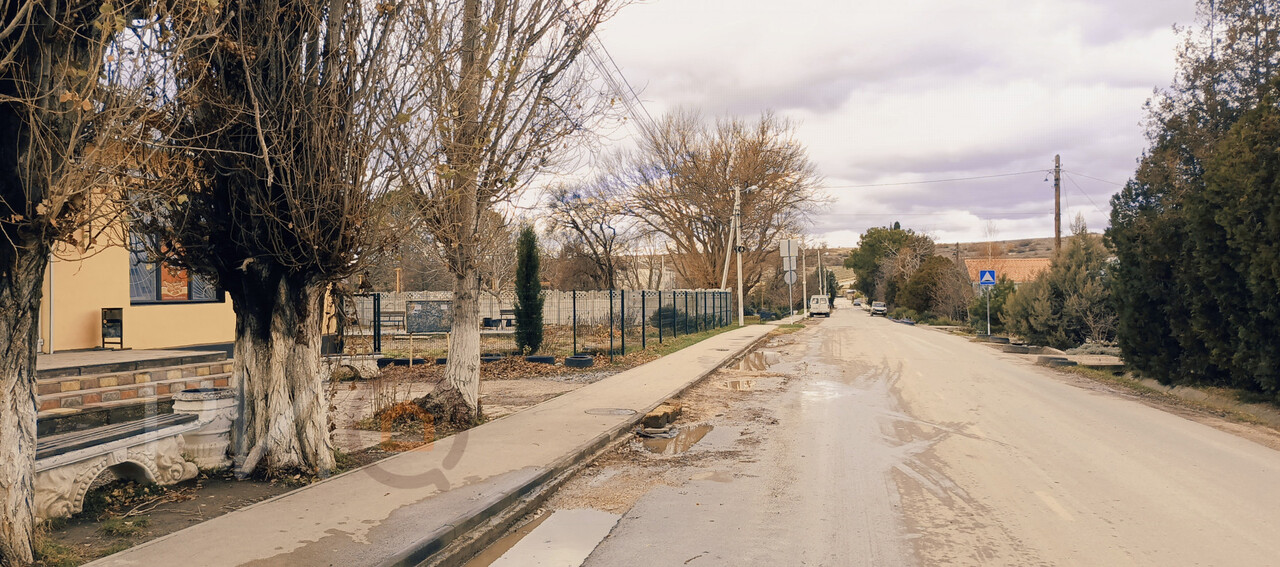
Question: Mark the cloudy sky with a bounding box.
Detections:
[589,0,1200,246]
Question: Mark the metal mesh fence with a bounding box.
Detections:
[336,289,733,358]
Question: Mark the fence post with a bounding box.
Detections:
[684,291,689,335]
[609,289,615,362]
[696,293,706,332]
[657,290,663,343]
[620,289,626,356]
[697,291,703,332]
[722,291,727,327]
[372,293,382,354]
[641,291,647,350]
[572,290,577,355]
[671,290,677,339]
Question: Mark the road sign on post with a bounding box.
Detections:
[779,239,799,258]
[979,270,996,336]
[780,240,799,319]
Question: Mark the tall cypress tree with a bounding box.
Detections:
[514,226,544,354]
[1108,0,1280,395]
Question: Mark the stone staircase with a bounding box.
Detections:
[37,352,233,423]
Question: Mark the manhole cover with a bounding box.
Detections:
[585,408,636,416]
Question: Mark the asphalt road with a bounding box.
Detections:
[583,301,1280,566]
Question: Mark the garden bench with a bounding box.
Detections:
[33,387,237,520]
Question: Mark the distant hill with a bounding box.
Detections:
[948,237,1060,259]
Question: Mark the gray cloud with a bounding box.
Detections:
[591,0,1198,245]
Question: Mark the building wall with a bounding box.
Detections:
[41,242,236,353]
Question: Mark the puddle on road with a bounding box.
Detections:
[689,470,734,483]
[464,511,550,567]
[737,351,770,371]
[642,424,714,455]
[467,508,620,567]
[720,379,756,391]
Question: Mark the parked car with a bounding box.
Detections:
[809,295,831,317]
[870,301,887,316]
[853,298,863,307]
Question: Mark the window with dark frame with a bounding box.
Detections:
[128,234,222,303]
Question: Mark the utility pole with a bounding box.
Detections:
[1054,154,1062,254]
[734,185,745,326]
[817,245,823,296]
[719,202,734,291]
[801,246,808,317]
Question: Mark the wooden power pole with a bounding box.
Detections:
[1054,154,1062,254]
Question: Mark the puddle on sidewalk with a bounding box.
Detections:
[642,424,714,455]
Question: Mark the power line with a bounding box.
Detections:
[819,170,1048,189]
[590,36,657,135]
[1062,173,1109,216]
[555,1,661,142]
[1061,169,1124,186]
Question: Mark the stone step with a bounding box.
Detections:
[37,351,227,380]
[36,360,234,395]
[37,372,232,412]
[37,397,176,436]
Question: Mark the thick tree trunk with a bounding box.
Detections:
[0,246,48,566]
[232,275,334,476]
[445,265,481,420]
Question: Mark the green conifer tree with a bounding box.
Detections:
[514,226,544,354]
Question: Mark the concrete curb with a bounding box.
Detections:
[381,328,778,567]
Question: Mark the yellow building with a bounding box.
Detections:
[39,234,236,353]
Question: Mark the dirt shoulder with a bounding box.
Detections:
[1045,365,1280,452]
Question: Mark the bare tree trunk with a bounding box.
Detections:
[232,275,334,476]
[438,0,484,423]
[445,265,481,418]
[0,246,47,565]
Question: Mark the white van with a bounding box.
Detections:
[809,295,831,317]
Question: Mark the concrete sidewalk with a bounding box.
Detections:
[90,324,775,567]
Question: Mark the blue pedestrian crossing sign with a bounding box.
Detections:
[979,270,997,286]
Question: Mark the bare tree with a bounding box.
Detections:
[542,235,599,290]
[383,0,621,421]
[875,233,935,304]
[616,234,667,290]
[929,258,975,321]
[131,0,411,475]
[477,210,517,295]
[0,0,213,559]
[545,179,633,289]
[983,220,1006,258]
[623,109,821,290]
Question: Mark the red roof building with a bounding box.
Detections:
[963,257,1052,284]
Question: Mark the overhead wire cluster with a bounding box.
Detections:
[574,19,662,143]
